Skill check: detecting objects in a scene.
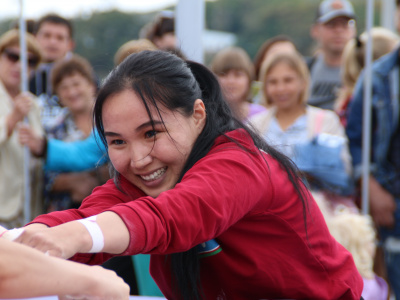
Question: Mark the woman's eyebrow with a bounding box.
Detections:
[104,131,120,137]
[135,120,164,132]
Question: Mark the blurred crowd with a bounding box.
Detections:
[1,0,400,299]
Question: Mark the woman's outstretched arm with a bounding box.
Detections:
[0,238,129,299]
[13,211,130,259]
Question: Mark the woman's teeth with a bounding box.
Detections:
[140,167,167,181]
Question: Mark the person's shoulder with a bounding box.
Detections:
[248,103,267,118]
[373,46,400,75]
[207,129,259,159]
[304,55,318,70]
[248,107,275,132]
[196,130,274,175]
[306,105,324,116]
[212,129,250,147]
[248,108,269,123]
[0,80,9,98]
[306,105,340,123]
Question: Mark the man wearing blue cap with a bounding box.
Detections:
[308,0,356,110]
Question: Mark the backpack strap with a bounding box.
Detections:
[314,109,325,135]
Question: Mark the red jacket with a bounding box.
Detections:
[33,129,363,299]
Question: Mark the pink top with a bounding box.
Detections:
[362,275,388,300]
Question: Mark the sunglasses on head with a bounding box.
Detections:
[2,49,39,68]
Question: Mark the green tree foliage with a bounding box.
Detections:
[73,10,156,78]
[206,0,372,60]
[0,10,156,79]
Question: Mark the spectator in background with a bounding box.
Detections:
[250,51,355,212]
[143,11,177,51]
[114,39,157,66]
[307,0,356,110]
[253,35,297,81]
[252,35,297,106]
[210,47,267,121]
[335,27,399,126]
[328,212,388,300]
[21,55,108,214]
[43,55,109,212]
[30,14,74,131]
[0,29,43,228]
[346,1,400,296]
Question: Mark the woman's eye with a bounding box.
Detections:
[112,139,125,145]
[145,130,157,139]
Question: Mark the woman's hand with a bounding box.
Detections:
[58,264,130,300]
[0,239,129,300]
[369,176,397,228]
[14,222,92,259]
[14,212,130,258]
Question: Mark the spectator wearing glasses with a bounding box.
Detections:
[0,29,43,228]
[307,0,356,110]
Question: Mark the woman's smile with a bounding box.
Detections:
[139,167,167,182]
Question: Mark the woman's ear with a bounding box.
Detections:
[192,99,206,132]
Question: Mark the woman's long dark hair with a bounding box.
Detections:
[93,50,309,300]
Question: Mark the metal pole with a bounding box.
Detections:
[19,0,31,224]
[176,0,205,63]
[361,0,374,215]
[380,0,395,31]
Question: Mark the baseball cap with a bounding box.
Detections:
[316,0,356,24]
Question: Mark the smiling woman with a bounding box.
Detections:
[11,50,363,300]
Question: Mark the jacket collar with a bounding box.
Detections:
[373,44,400,77]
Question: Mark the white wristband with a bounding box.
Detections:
[77,216,104,253]
[1,228,24,241]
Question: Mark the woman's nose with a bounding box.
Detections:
[129,145,153,169]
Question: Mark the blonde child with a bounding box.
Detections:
[329,212,388,300]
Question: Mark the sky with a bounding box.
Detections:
[2,0,178,20]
